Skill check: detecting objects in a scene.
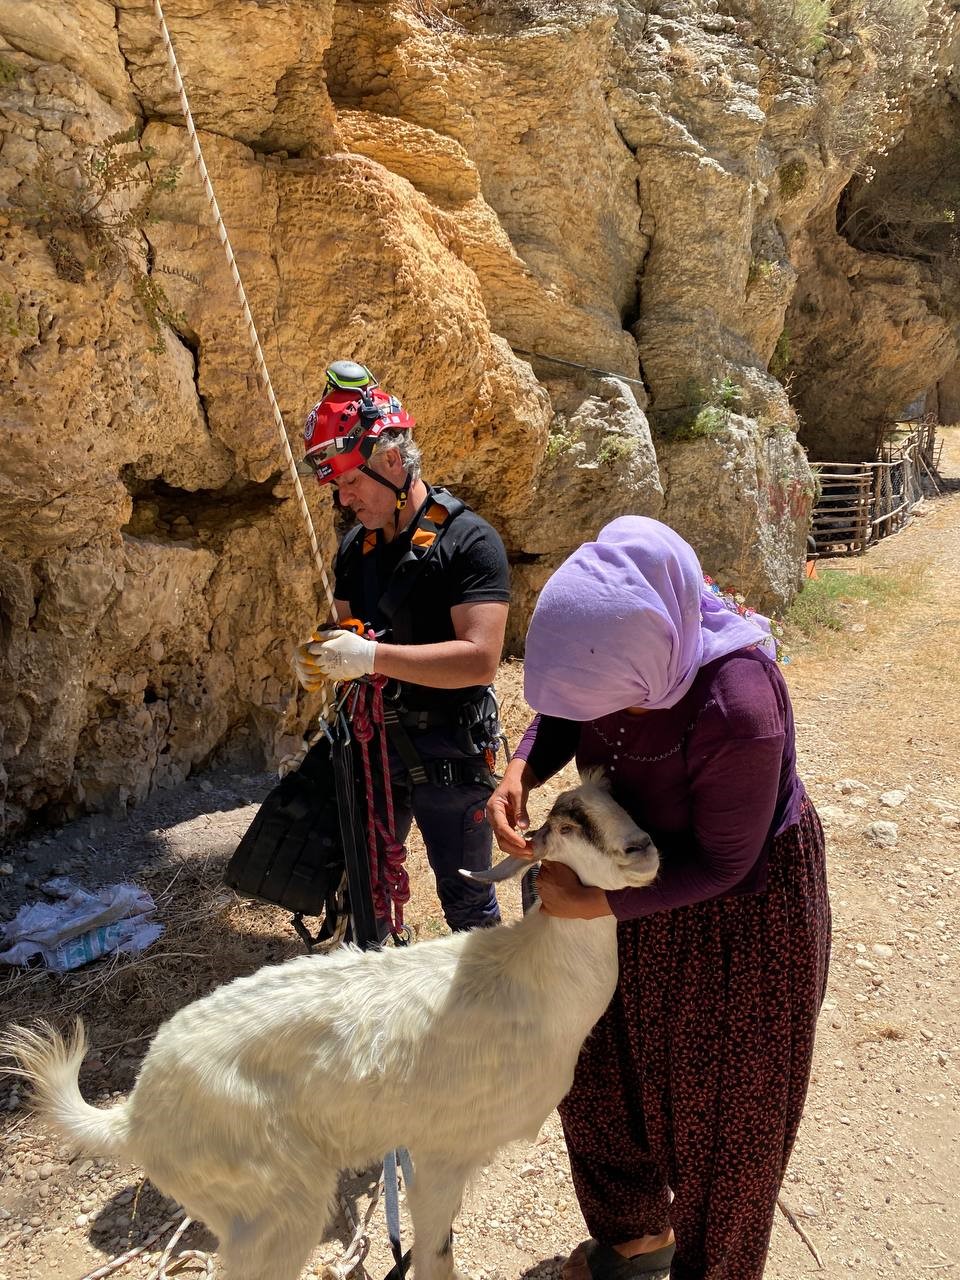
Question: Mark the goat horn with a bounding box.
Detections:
[459,856,537,884]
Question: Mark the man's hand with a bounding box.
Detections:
[307,629,378,682]
[292,636,331,692]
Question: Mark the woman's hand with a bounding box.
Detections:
[487,759,536,854]
[537,862,613,919]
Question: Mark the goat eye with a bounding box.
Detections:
[556,822,577,836]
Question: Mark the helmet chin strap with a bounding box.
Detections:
[359,465,413,532]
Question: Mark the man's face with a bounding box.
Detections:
[334,449,402,530]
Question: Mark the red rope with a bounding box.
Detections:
[350,677,410,934]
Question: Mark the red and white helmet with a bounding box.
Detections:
[301,387,415,485]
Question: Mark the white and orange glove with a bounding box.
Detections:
[292,634,329,693]
[293,629,378,689]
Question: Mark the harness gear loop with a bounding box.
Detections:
[350,676,411,937]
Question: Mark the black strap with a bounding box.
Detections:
[330,709,381,949]
[381,1149,415,1280]
[381,704,429,787]
[376,488,464,626]
[421,758,495,789]
[354,487,465,634]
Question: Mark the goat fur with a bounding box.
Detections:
[1,774,658,1280]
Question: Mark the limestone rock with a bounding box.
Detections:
[864,821,899,849]
[657,416,813,611]
[2,0,958,833]
[504,376,663,651]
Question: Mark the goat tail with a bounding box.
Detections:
[1,1019,133,1158]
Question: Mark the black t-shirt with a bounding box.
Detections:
[333,489,510,714]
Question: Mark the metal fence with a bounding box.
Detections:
[808,422,936,558]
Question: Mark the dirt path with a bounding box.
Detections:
[1,435,958,1280]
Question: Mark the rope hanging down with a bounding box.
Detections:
[150,0,334,614]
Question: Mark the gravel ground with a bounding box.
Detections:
[1,434,958,1280]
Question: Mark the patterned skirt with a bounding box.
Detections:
[557,799,831,1280]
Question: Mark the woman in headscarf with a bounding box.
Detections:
[487,516,830,1280]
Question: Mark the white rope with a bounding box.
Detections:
[146,1216,214,1278]
[150,0,335,615]
[329,1172,387,1280]
[77,1213,185,1280]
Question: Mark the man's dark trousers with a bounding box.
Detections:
[382,724,500,932]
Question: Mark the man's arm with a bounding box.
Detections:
[371,600,508,688]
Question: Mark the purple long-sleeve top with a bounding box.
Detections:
[514,647,807,920]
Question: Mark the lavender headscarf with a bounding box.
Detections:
[524,516,777,719]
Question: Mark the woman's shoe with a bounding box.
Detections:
[563,1238,676,1280]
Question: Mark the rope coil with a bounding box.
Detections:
[351,678,411,934]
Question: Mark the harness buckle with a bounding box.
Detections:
[434,760,457,787]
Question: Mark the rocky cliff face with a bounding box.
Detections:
[1,0,957,833]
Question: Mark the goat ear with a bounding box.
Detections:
[578,766,610,792]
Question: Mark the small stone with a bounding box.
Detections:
[864,821,898,848]
[818,804,856,829]
[879,790,907,808]
[872,944,894,959]
[0,862,13,876]
[941,814,959,829]
[838,778,868,793]
[920,1028,934,1040]
[38,1163,55,1180]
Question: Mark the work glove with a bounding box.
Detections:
[292,634,331,693]
[306,629,378,682]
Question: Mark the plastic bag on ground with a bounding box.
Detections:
[0,877,164,971]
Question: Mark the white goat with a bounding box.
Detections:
[2,773,658,1280]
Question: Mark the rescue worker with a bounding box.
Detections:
[293,361,510,932]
